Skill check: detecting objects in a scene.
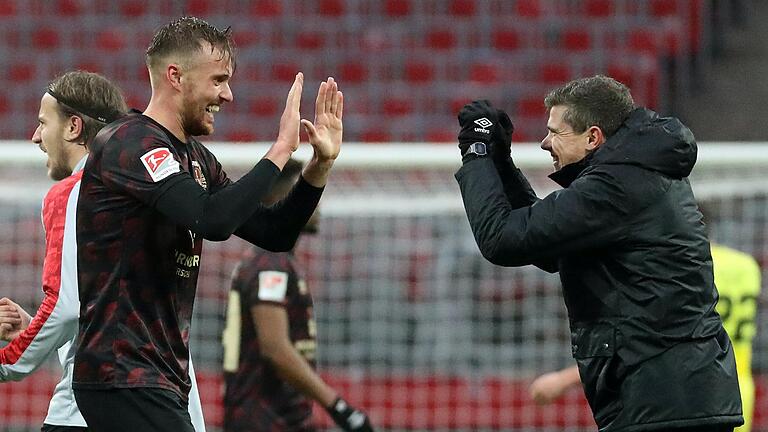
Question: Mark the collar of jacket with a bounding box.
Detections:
[548,152,594,188]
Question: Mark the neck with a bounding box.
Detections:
[144,95,187,143]
[67,145,89,172]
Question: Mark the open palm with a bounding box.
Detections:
[302,77,343,161]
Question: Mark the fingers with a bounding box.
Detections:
[336,91,344,120]
[284,72,304,113]
[324,78,335,114]
[315,81,328,119]
[301,119,317,140]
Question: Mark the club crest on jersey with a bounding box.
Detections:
[258,271,288,302]
[140,148,180,182]
[191,161,208,190]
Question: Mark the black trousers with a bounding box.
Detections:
[74,388,194,432]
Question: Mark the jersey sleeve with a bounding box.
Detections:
[0,178,81,381]
[99,121,185,205]
[187,355,207,432]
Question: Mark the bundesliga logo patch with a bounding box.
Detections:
[140,148,181,182]
[258,271,289,302]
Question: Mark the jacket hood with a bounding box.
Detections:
[590,108,697,178]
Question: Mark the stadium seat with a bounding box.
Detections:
[271,62,300,81]
[404,61,435,84]
[360,128,391,143]
[295,31,324,50]
[319,0,345,17]
[186,0,211,16]
[627,29,658,55]
[119,1,148,17]
[225,130,257,142]
[449,0,476,17]
[32,29,60,50]
[234,30,260,48]
[515,0,542,18]
[0,1,16,16]
[250,0,282,17]
[9,64,35,83]
[468,63,500,85]
[339,61,368,84]
[249,96,279,117]
[562,29,591,51]
[0,94,9,115]
[650,0,679,17]
[56,0,82,16]
[584,0,613,17]
[385,0,410,17]
[492,30,521,51]
[382,97,412,116]
[96,30,126,52]
[425,128,455,143]
[425,29,456,50]
[539,64,570,84]
[517,96,545,118]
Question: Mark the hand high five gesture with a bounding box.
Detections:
[302,77,343,162]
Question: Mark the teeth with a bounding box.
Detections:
[206,105,220,113]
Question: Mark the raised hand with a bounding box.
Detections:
[301,77,343,162]
[277,72,305,151]
[0,297,32,341]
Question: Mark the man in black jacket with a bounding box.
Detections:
[455,75,742,432]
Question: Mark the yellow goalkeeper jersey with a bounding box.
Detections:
[711,244,762,432]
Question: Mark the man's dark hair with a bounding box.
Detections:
[544,75,635,138]
[146,16,235,72]
[47,71,127,146]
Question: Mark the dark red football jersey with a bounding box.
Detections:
[74,113,229,399]
[223,248,316,432]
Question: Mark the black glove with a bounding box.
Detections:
[491,108,514,164]
[457,99,498,162]
[326,397,374,432]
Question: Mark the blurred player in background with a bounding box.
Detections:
[528,242,761,432]
[222,158,374,432]
[455,75,742,431]
[72,17,343,432]
[0,70,207,432]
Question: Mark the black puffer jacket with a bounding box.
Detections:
[456,108,742,431]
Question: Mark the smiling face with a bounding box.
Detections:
[540,105,602,171]
[179,43,234,137]
[31,93,73,181]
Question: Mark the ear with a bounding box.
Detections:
[167,64,183,91]
[63,115,84,143]
[585,125,605,151]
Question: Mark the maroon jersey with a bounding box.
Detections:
[223,248,316,432]
[74,113,229,399]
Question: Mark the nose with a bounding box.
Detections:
[540,135,551,151]
[31,125,42,144]
[220,82,233,103]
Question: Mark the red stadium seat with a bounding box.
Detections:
[295,31,324,50]
[584,0,612,17]
[360,129,391,143]
[650,0,679,17]
[339,61,368,84]
[562,29,591,51]
[249,96,279,117]
[251,0,282,17]
[56,0,82,16]
[449,0,476,17]
[385,0,410,17]
[540,64,570,84]
[425,29,456,50]
[492,30,521,51]
[271,62,300,81]
[233,30,259,48]
[382,97,412,116]
[0,94,9,115]
[9,64,35,83]
[404,61,434,84]
[517,97,545,118]
[32,29,60,50]
[96,30,126,52]
[515,0,541,18]
[186,0,211,15]
[0,1,17,16]
[319,0,345,17]
[606,64,635,88]
[120,1,148,17]
[469,63,500,85]
[628,29,658,54]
